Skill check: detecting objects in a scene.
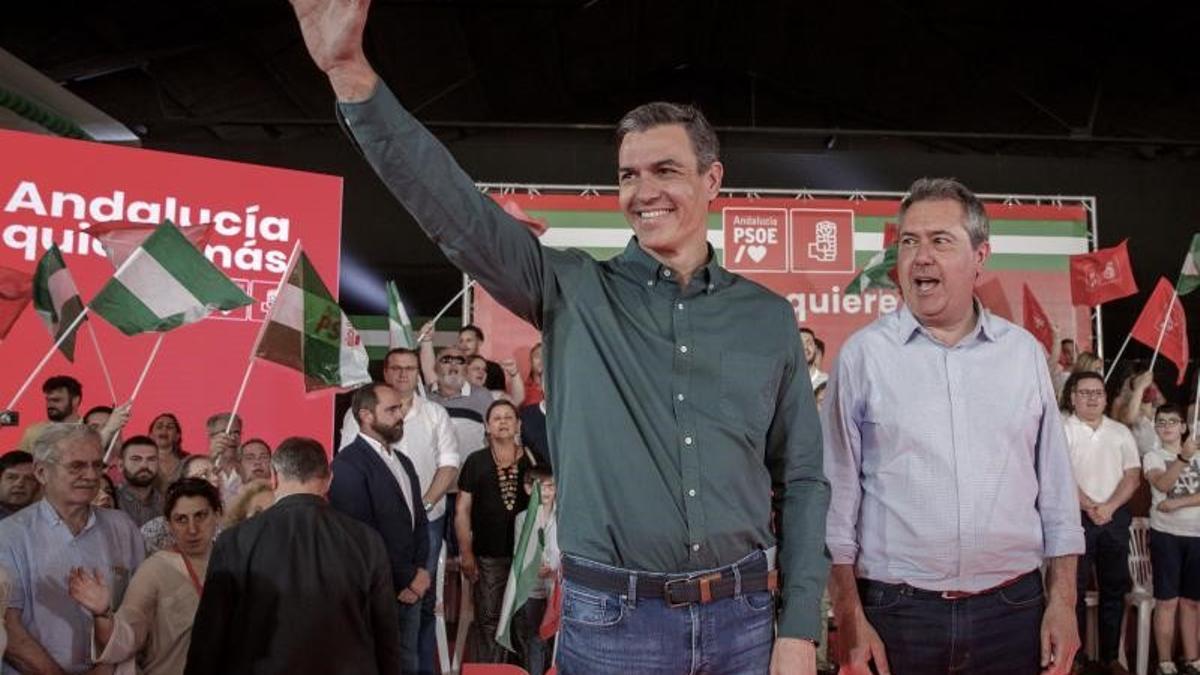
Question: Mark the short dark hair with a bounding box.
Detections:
[1156,403,1187,421]
[799,327,815,338]
[459,325,485,342]
[814,338,826,355]
[899,177,989,249]
[120,435,158,459]
[616,101,720,171]
[384,348,419,364]
[83,406,113,423]
[1061,371,1106,413]
[271,437,330,482]
[525,464,553,487]
[0,451,33,477]
[164,477,222,518]
[486,398,519,424]
[42,375,81,399]
[1061,338,1076,346]
[350,382,389,425]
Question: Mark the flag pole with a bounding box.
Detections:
[226,241,302,435]
[416,280,476,342]
[7,246,149,411]
[1103,333,1133,385]
[6,307,91,410]
[1192,373,1200,434]
[1147,290,1180,375]
[86,322,118,404]
[103,333,165,463]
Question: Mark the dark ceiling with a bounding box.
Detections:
[4,1,1200,158]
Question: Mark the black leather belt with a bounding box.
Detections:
[562,554,778,608]
[859,569,1040,602]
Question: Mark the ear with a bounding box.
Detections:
[703,161,724,201]
[973,240,991,268]
[34,462,50,486]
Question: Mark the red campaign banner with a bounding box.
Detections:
[0,130,343,452]
[1022,284,1055,354]
[1130,277,1189,384]
[1069,239,1138,306]
[469,194,1093,372]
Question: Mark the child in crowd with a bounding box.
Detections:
[516,465,557,675]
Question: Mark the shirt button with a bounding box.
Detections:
[684,436,693,445]
[646,280,655,287]
[688,489,696,497]
[692,544,701,552]
[677,303,685,310]
[662,269,672,278]
[707,284,714,292]
[679,345,688,354]
[677,393,685,401]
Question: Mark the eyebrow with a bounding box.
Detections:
[619,158,686,174]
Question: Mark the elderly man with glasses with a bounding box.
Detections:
[0,423,144,675]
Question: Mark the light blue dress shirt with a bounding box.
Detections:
[823,303,1084,591]
[0,499,144,674]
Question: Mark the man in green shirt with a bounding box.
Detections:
[289,2,829,672]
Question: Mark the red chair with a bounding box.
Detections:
[460,666,530,675]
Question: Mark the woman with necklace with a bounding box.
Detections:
[68,478,221,675]
[455,399,537,664]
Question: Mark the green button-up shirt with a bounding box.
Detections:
[338,83,829,639]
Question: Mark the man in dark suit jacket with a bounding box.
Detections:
[184,436,401,675]
[330,382,430,673]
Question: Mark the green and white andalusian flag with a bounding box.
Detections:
[1178,234,1200,296]
[844,245,898,295]
[256,249,371,392]
[33,244,86,361]
[89,222,252,336]
[496,480,545,653]
[386,280,416,349]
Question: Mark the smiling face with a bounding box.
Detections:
[897,199,990,334]
[1070,376,1108,423]
[618,124,722,264]
[1156,411,1187,446]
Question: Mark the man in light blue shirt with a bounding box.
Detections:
[0,424,144,674]
[824,178,1085,675]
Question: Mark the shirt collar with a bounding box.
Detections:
[617,237,732,294]
[358,433,391,456]
[37,498,97,533]
[895,298,997,345]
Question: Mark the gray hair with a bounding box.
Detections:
[898,177,990,248]
[205,412,241,436]
[32,423,100,464]
[616,102,720,171]
[270,437,330,483]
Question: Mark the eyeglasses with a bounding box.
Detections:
[51,460,106,476]
[1073,389,1106,399]
[1155,419,1184,428]
[438,356,466,365]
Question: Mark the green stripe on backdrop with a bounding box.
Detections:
[849,251,1068,271]
[528,209,1087,238]
[349,315,462,331]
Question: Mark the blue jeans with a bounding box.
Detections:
[557,551,775,675]
[398,597,422,673]
[860,570,1045,675]
[417,515,445,675]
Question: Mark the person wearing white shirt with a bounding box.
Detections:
[1142,403,1200,675]
[1062,370,1141,672]
[339,348,459,674]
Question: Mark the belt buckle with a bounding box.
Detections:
[940,590,972,600]
[664,577,691,608]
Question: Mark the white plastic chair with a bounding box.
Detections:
[1118,517,1154,675]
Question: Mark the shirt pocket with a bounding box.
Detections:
[719,353,781,438]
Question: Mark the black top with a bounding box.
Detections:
[458,448,534,558]
[184,494,401,675]
[518,403,551,469]
[484,359,507,391]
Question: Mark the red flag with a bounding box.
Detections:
[538,575,561,641]
[0,266,33,340]
[501,200,549,237]
[1130,277,1189,384]
[976,277,1014,322]
[1069,240,1138,307]
[88,220,213,268]
[883,221,900,286]
[1022,284,1054,353]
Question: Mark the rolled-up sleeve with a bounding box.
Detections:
[822,341,865,566]
[1033,356,1085,558]
[430,404,460,469]
[765,324,830,641]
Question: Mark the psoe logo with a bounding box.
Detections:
[790,209,855,273]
